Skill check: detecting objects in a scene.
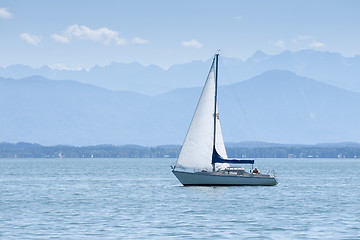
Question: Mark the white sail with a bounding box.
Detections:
[176,61,216,171]
[215,115,229,170]
[215,114,227,158]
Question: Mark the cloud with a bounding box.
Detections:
[0,8,12,19]
[20,33,42,46]
[49,63,85,71]
[51,33,70,43]
[309,41,325,48]
[131,37,148,45]
[181,40,203,48]
[275,40,286,49]
[51,24,126,45]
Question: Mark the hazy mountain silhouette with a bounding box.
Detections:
[1,70,360,146]
[1,50,359,94]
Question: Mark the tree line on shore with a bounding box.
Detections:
[1,142,360,158]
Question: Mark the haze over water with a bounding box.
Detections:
[1,158,359,239]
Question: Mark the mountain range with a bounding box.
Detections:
[1,50,360,95]
[1,69,360,146]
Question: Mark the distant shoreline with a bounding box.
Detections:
[1,142,360,159]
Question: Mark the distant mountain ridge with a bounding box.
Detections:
[226,141,360,148]
[1,70,360,146]
[1,49,360,95]
[4,141,360,149]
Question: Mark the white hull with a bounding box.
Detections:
[172,170,277,186]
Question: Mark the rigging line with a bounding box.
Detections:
[218,57,261,151]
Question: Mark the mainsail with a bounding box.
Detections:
[175,58,227,171]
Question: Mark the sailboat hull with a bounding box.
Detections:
[172,170,277,186]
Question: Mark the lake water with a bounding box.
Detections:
[0,158,359,239]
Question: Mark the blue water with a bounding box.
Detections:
[0,158,359,239]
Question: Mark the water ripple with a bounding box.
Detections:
[0,158,359,239]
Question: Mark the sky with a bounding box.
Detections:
[1,0,359,69]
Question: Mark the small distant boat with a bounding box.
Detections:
[172,54,277,186]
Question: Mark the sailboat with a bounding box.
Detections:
[172,54,277,186]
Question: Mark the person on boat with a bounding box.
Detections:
[252,167,260,174]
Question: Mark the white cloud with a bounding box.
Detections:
[181,40,203,48]
[49,63,85,71]
[20,33,42,46]
[0,8,12,19]
[275,40,286,49]
[131,37,148,45]
[309,41,325,48]
[51,33,70,43]
[51,24,126,45]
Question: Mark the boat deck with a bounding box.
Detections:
[200,168,273,178]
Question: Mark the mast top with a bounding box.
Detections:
[214,52,219,63]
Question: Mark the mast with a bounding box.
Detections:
[212,53,219,171]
